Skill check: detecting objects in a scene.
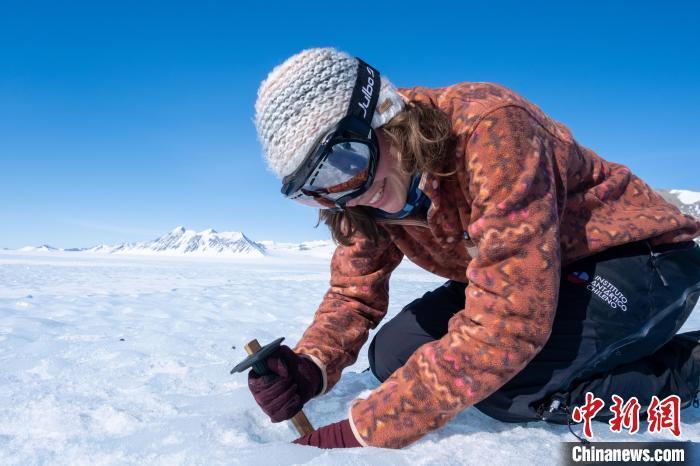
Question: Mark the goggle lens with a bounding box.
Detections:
[287,140,375,209]
[309,141,371,191]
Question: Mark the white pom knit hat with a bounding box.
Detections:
[254,47,406,180]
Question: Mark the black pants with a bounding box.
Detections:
[368,240,700,423]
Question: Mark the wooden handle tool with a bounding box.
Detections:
[242,338,315,436]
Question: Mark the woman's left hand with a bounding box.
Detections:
[292,419,362,449]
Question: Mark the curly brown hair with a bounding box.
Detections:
[317,100,456,246]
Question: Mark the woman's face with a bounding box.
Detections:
[345,129,413,213]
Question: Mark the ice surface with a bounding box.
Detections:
[0,251,698,465]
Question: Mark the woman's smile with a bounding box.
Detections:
[346,129,412,212]
[367,179,386,207]
[348,177,388,209]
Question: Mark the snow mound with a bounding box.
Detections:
[258,239,335,259]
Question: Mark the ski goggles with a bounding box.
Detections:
[280,115,379,210]
[280,58,381,211]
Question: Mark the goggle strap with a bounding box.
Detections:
[348,58,381,127]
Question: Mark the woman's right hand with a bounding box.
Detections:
[247,345,323,422]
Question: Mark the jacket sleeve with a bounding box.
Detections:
[348,105,563,448]
[294,228,404,395]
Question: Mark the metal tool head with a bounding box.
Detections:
[230,337,284,375]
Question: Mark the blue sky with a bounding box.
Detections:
[1,1,698,249]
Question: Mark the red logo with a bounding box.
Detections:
[571,392,605,438]
[566,271,590,284]
[609,395,641,434]
[571,393,683,438]
[647,395,681,437]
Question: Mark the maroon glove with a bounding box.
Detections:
[292,419,362,449]
[247,345,322,422]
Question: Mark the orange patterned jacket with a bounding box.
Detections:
[294,82,700,449]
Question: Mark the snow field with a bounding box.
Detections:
[0,251,698,465]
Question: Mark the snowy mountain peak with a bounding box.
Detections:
[669,189,700,206]
[169,226,186,234]
[19,244,60,252]
[657,189,700,219]
[85,227,266,257]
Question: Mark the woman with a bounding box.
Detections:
[249,47,700,449]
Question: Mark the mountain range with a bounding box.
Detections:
[84,226,267,257]
[15,226,336,258]
[11,189,700,256]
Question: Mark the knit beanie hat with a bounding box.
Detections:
[254,47,406,180]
